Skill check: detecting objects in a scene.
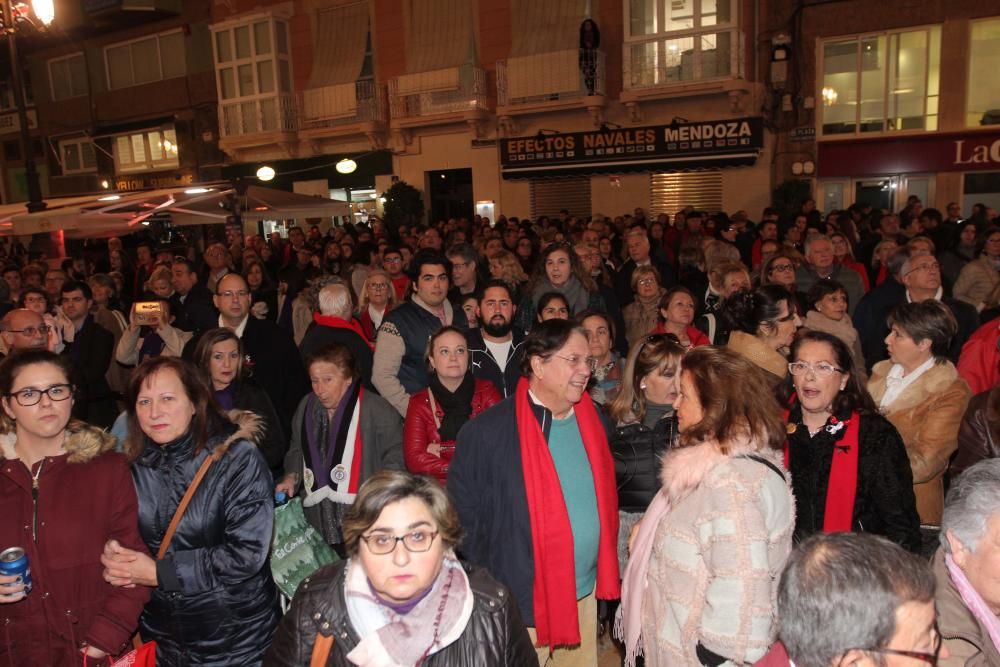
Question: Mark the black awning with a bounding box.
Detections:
[500,152,759,180]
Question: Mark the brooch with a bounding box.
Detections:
[786,423,797,435]
[825,418,846,436]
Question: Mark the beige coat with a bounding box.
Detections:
[868,360,971,524]
[953,256,1000,311]
[934,549,1000,667]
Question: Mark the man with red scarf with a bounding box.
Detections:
[448,319,620,666]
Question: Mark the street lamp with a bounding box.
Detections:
[2,0,55,213]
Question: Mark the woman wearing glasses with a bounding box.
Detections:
[0,350,149,665]
[266,470,535,666]
[868,301,972,526]
[786,330,921,551]
[622,266,665,347]
[357,269,397,343]
[759,252,807,315]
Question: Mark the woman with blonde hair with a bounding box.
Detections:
[357,269,397,342]
[617,346,794,666]
[622,265,666,347]
[487,249,528,302]
[605,334,685,570]
[144,264,173,299]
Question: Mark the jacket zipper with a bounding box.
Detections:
[31,479,39,542]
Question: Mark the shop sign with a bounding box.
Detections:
[818,128,1000,177]
[114,171,195,191]
[499,117,764,177]
[0,109,38,135]
[790,126,815,142]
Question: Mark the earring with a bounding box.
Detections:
[640,384,647,390]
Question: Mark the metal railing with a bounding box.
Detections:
[388,65,489,119]
[497,49,605,106]
[298,80,387,130]
[219,92,297,138]
[624,29,744,90]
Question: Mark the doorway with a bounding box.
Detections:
[854,178,895,211]
[427,168,473,224]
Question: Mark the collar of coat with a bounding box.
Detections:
[0,420,116,464]
[868,359,960,414]
[658,435,770,506]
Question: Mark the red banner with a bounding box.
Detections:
[817,129,1000,177]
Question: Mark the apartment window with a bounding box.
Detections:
[48,53,88,101]
[59,138,97,174]
[0,71,34,110]
[967,18,1000,127]
[113,127,179,173]
[212,16,293,135]
[624,0,740,88]
[106,30,186,90]
[819,26,941,136]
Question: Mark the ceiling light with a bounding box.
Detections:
[256,166,276,181]
[336,158,357,174]
[184,187,211,194]
[32,0,55,25]
[98,195,121,202]
[101,180,110,189]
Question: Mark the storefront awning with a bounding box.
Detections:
[501,153,759,179]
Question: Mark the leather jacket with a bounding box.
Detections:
[263,560,538,666]
[952,386,1000,480]
[609,412,677,513]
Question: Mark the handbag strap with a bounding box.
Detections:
[310,633,334,667]
[157,454,216,560]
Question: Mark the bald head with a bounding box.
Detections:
[214,273,251,328]
[1,308,47,351]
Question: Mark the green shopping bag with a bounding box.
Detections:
[270,498,339,598]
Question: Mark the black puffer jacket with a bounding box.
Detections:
[131,412,280,666]
[263,560,538,667]
[609,412,677,513]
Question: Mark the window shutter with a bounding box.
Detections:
[530,177,592,219]
[649,170,723,215]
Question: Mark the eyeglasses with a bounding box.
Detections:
[7,384,74,407]
[360,530,439,555]
[770,263,795,272]
[850,624,941,665]
[788,361,843,377]
[637,278,658,287]
[217,290,250,299]
[905,261,941,276]
[368,283,389,291]
[552,353,597,371]
[8,325,51,337]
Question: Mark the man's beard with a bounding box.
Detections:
[483,316,512,337]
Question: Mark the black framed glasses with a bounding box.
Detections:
[360,530,439,555]
[7,384,74,407]
[8,325,51,337]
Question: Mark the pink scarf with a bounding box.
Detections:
[945,553,1000,651]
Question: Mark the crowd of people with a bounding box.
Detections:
[0,196,998,666]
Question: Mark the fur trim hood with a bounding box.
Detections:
[211,409,264,458]
[0,419,117,464]
[868,359,963,414]
[659,435,773,505]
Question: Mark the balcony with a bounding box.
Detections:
[298,80,388,148]
[218,93,297,159]
[388,65,491,140]
[496,49,606,127]
[621,29,752,117]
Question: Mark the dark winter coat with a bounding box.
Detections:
[131,412,280,666]
[63,315,118,429]
[262,560,538,667]
[298,321,375,392]
[951,385,1000,480]
[785,405,922,552]
[0,422,150,665]
[403,379,502,483]
[170,283,219,333]
[230,379,287,478]
[608,413,677,513]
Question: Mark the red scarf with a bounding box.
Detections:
[313,313,373,350]
[784,409,861,533]
[515,378,620,648]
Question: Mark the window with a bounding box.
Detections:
[59,138,97,174]
[967,18,1000,127]
[113,127,179,173]
[105,30,186,90]
[819,26,940,136]
[48,53,88,101]
[212,16,293,135]
[0,70,34,110]
[624,0,741,88]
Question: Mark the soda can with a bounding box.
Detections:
[0,547,31,594]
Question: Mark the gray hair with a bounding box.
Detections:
[803,234,832,259]
[778,532,934,667]
[317,282,353,319]
[445,242,477,265]
[941,459,1000,554]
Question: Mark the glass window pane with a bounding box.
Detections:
[278,60,292,92]
[50,60,69,100]
[234,25,251,59]
[667,0,694,32]
[702,31,731,78]
[629,0,657,36]
[260,97,277,131]
[68,56,88,97]
[628,42,658,87]
[821,39,859,135]
[148,131,164,162]
[275,21,288,55]
[63,143,81,171]
[115,136,132,165]
[704,0,732,26]
[131,134,146,165]
[257,60,274,94]
[238,63,255,96]
[254,21,272,55]
[107,45,133,89]
[968,19,1000,126]
[219,68,236,99]
[81,142,96,169]
[240,100,258,134]
[859,36,885,133]
[132,38,161,84]
[216,30,232,63]
[160,32,186,79]
[890,30,928,131]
